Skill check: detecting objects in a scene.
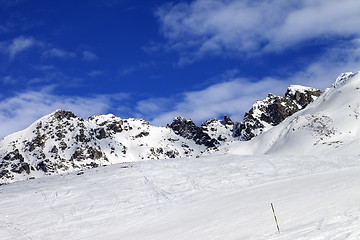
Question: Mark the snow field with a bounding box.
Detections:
[1,154,360,239]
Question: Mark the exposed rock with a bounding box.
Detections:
[168,117,218,147]
[3,149,24,162]
[53,110,78,121]
[234,85,322,140]
[135,131,149,138]
[285,85,322,108]
[223,115,234,125]
[201,116,235,143]
[11,162,30,174]
[36,161,47,172]
[50,146,58,154]
[95,128,106,139]
[87,147,103,160]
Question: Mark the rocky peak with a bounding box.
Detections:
[285,85,322,108]
[168,117,218,147]
[52,110,79,121]
[223,115,234,125]
[332,72,358,88]
[0,111,211,185]
[234,85,322,140]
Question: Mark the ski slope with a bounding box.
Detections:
[1,154,360,240]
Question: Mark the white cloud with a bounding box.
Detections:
[140,38,360,126]
[0,36,36,59]
[135,97,174,120]
[1,75,16,84]
[155,0,360,62]
[31,65,56,71]
[43,48,76,59]
[282,39,360,90]
[146,77,289,126]
[0,89,129,139]
[88,70,103,77]
[267,0,360,50]
[119,62,156,76]
[82,50,98,61]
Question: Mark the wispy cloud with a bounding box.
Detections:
[1,75,17,85]
[88,70,103,77]
[0,89,130,139]
[135,97,174,120]
[139,38,360,126]
[0,0,25,10]
[0,36,36,59]
[82,50,98,61]
[119,62,156,76]
[43,48,76,59]
[155,0,360,64]
[31,65,56,71]
[148,78,289,126]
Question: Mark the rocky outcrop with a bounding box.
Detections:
[168,117,218,148]
[234,85,322,140]
[201,116,235,142]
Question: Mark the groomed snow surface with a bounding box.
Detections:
[1,154,360,240]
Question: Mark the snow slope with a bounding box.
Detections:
[0,154,360,240]
[228,72,360,155]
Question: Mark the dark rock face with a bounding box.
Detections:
[1,149,29,177]
[285,87,322,108]
[223,115,234,126]
[169,115,236,146]
[234,86,322,140]
[3,149,24,162]
[169,86,321,144]
[201,116,235,142]
[168,117,218,148]
[53,110,77,120]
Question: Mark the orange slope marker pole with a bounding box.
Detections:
[271,203,281,234]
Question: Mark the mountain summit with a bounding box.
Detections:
[0,112,210,184]
[228,72,360,156]
[234,85,321,140]
[0,83,322,184]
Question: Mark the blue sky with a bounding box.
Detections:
[1,0,360,138]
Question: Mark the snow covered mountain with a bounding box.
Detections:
[228,72,360,156]
[0,111,212,184]
[168,84,321,144]
[0,83,322,184]
[233,85,322,140]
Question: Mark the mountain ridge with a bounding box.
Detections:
[227,71,360,156]
[0,83,322,184]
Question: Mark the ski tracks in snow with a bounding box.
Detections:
[279,212,360,240]
[143,176,173,205]
[0,221,34,240]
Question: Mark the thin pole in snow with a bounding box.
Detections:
[271,203,280,234]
